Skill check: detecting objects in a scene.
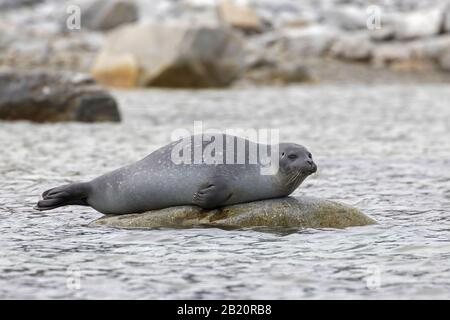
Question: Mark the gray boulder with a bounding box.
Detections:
[0,0,42,9]
[369,27,395,42]
[330,32,373,61]
[322,6,368,31]
[0,29,13,50]
[81,0,139,31]
[0,69,120,122]
[437,47,450,71]
[90,196,376,230]
[371,41,436,71]
[440,2,450,33]
[91,21,245,88]
[371,42,413,68]
[409,35,450,60]
[244,59,313,85]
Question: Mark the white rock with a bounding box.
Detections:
[322,6,368,31]
[393,7,443,40]
[280,25,338,57]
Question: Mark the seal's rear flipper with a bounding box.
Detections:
[35,183,89,211]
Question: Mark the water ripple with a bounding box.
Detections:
[0,85,449,299]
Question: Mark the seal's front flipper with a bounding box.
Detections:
[192,177,232,209]
[35,183,89,211]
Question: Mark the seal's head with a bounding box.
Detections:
[278,143,317,188]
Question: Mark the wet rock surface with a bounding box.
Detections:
[90,196,376,230]
[0,69,120,122]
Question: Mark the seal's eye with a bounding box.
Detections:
[288,154,297,160]
[308,153,312,159]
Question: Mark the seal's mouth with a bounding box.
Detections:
[300,162,317,175]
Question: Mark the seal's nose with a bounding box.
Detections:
[307,160,317,173]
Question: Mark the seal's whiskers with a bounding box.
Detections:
[287,170,301,187]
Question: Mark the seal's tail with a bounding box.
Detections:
[34,183,89,211]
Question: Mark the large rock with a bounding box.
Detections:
[371,42,435,71]
[409,36,450,60]
[393,8,443,40]
[244,59,313,85]
[0,0,42,9]
[279,25,338,57]
[0,69,120,122]
[0,29,13,50]
[275,9,319,29]
[322,6,368,31]
[371,43,413,68]
[91,21,245,88]
[330,33,373,62]
[241,29,315,85]
[443,3,450,32]
[437,47,450,71]
[81,0,139,31]
[217,0,263,32]
[90,196,376,230]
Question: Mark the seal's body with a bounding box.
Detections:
[35,135,317,214]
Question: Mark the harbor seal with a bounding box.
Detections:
[35,134,317,214]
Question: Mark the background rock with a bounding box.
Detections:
[392,7,443,40]
[90,196,376,230]
[217,0,262,33]
[4,0,450,84]
[330,32,373,61]
[91,21,245,88]
[372,42,413,68]
[409,35,450,60]
[0,69,120,122]
[443,2,450,32]
[322,6,368,31]
[244,59,313,85]
[81,0,139,31]
[437,47,450,70]
[279,25,337,57]
[0,0,42,9]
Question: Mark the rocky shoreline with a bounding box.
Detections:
[2,0,450,87]
[0,69,120,122]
